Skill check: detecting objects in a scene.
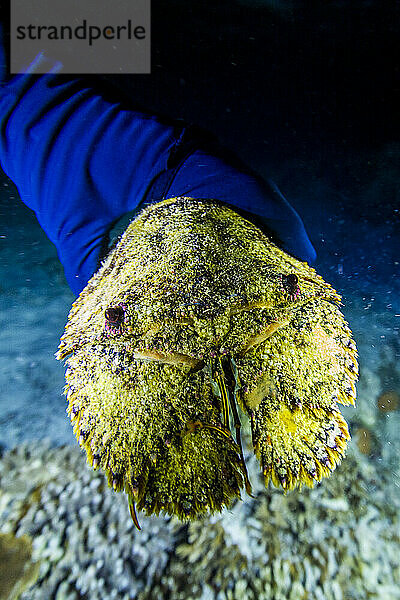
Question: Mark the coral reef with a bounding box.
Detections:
[0,443,175,600]
[377,390,399,413]
[346,337,400,472]
[0,532,39,600]
[0,440,399,600]
[354,426,374,455]
[170,449,400,600]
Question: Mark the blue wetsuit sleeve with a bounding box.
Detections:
[0,48,315,295]
[0,60,183,293]
[167,150,316,266]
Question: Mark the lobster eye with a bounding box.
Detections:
[281,273,300,299]
[105,306,124,324]
[286,274,298,286]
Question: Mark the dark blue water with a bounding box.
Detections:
[0,2,399,598]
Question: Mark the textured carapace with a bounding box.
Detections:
[56,197,358,528]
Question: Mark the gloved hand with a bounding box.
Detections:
[0,44,315,295]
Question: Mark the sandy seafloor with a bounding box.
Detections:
[0,2,399,599]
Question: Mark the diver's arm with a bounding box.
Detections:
[166,149,316,266]
[0,58,185,293]
[0,33,315,295]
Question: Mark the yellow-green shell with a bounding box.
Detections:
[57,197,357,524]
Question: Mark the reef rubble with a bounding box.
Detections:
[0,439,399,600]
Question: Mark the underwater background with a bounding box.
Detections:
[0,1,399,599]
